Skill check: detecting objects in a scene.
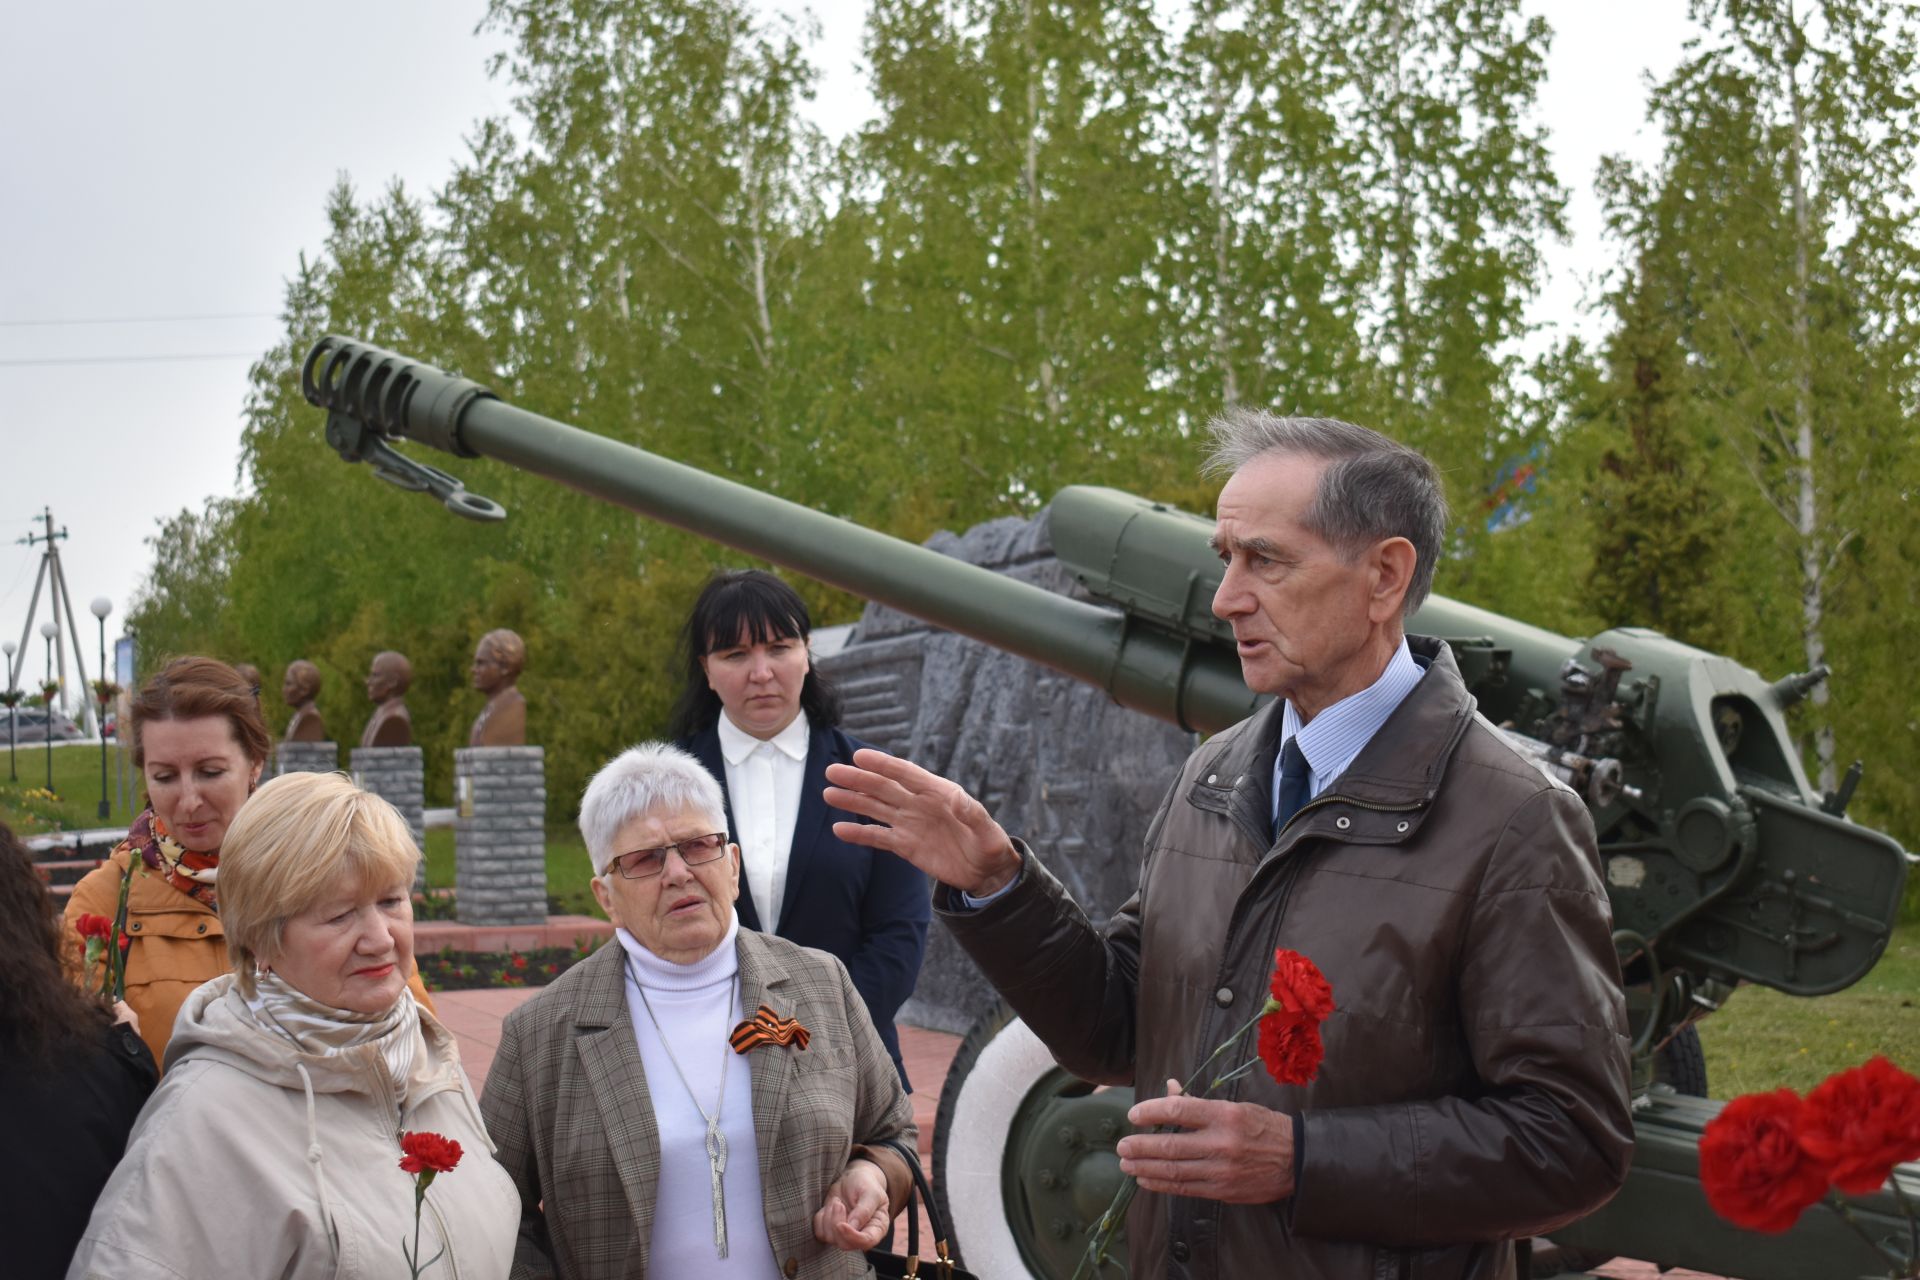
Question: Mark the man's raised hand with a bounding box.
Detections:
[825,749,1021,898]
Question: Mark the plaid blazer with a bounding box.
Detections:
[481,928,916,1280]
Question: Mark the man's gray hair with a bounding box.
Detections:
[1204,409,1449,617]
[578,742,729,877]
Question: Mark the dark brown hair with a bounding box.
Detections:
[131,656,273,770]
[0,824,109,1057]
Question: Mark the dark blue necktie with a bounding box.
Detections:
[1275,736,1311,835]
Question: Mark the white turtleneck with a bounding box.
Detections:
[617,917,782,1278]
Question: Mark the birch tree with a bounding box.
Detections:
[850,0,1187,517]
[1611,0,1920,789]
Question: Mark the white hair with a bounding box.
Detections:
[577,742,728,877]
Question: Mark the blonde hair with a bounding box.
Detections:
[219,771,420,996]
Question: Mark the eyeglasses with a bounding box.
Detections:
[603,833,728,880]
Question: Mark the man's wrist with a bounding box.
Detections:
[961,843,1024,902]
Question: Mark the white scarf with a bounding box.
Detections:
[245,969,421,1103]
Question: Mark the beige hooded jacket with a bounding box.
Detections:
[66,976,518,1280]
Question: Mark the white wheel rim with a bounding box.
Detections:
[938,1015,1062,1279]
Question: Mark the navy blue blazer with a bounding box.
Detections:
[683,721,931,1085]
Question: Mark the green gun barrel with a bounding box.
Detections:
[302,334,1258,734]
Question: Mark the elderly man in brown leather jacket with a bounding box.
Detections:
[827,411,1634,1280]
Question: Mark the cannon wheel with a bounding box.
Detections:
[932,1002,1133,1279]
[933,1007,1711,1280]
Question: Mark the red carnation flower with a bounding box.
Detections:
[1258,1014,1327,1086]
[509,952,528,970]
[397,1131,463,1177]
[397,1131,464,1275]
[1700,1089,1834,1233]
[74,913,112,940]
[1797,1057,1920,1196]
[1267,948,1335,1022]
[1257,949,1335,1086]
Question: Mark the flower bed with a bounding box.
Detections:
[417,937,605,991]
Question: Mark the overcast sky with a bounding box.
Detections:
[0,0,1692,709]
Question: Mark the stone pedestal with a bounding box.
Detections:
[275,741,339,776]
[453,746,547,926]
[353,746,426,891]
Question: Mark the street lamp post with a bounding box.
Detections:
[39,621,58,793]
[91,597,112,821]
[2,639,17,783]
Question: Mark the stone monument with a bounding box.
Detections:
[453,744,546,925]
[274,659,337,776]
[815,506,1195,1034]
[455,628,545,924]
[359,651,414,749]
[352,741,428,892]
[467,629,527,747]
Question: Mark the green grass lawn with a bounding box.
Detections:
[0,740,137,834]
[1696,918,1920,1098]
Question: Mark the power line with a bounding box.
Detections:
[0,351,261,368]
[0,311,275,329]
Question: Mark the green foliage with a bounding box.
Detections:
[118,0,1919,878]
[1591,0,1920,848]
[1578,267,1733,650]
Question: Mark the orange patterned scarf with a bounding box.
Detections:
[124,807,219,909]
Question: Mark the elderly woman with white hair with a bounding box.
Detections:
[66,772,518,1280]
[481,742,916,1280]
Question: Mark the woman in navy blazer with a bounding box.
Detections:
[671,570,930,1085]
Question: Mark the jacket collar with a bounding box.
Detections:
[1195,636,1476,846]
[1325,635,1474,808]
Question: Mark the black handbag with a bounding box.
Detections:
[864,1138,978,1280]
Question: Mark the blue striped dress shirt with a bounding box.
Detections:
[1274,639,1425,829]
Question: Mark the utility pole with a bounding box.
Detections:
[12,507,95,732]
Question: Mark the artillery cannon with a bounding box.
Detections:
[303,335,1914,1279]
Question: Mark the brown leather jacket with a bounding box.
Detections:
[941,638,1633,1280]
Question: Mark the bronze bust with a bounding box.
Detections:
[281,660,328,743]
[359,651,415,749]
[468,629,527,747]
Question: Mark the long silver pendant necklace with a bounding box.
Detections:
[630,957,733,1259]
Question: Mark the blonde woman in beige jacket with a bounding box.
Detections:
[67,773,517,1280]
